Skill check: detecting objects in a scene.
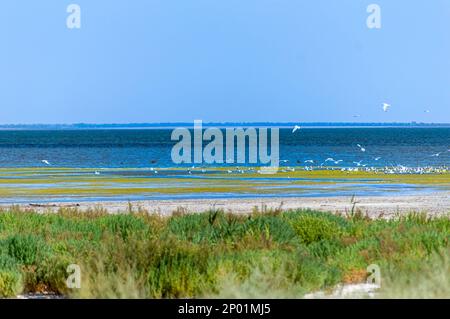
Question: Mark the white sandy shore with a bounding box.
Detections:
[4,193,449,218]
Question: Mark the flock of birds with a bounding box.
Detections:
[172,160,449,176]
[38,103,447,176]
[289,102,448,175]
[151,138,448,176]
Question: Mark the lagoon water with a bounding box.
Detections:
[0,127,448,203]
[0,127,448,169]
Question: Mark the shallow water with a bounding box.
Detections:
[0,127,448,202]
[0,188,445,204]
[0,167,447,203]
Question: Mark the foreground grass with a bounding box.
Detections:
[0,206,448,298]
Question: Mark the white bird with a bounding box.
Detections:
[41,160,50,165]
[353,160,363,166]
[431,152,441,157]
[292,125,301,133]
[382,103,391,112]
[357,144,366,152]
[304,160,314,163]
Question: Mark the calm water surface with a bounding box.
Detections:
[0,128,448,168]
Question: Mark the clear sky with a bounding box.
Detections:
[1,1,449,124]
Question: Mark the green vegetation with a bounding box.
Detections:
[0,206,448,298]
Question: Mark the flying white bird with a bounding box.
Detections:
[382,103,391,112]
[357,144,366,152]
[304,160,314,163]
[292,125,301,133]
[353,160,364,166]
[431,152,441,157]
[41,160,50,165]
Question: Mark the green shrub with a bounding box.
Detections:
[291,214,341,245]
[285,249,340,290]
[168,211,231,243]
[246,215,297,244]
[101,214,149,240]
[6,235,48,265]
[34,254,72,294]
[0,270,22,297]
[308,240,343,259]
[147,242,216,298]
[0,249,23,296]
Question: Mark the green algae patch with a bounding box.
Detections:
[0,167,448,199]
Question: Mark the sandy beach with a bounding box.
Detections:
[6,192,449,218]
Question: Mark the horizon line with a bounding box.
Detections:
[0,122,449,129]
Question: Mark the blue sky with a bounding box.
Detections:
[1,1,449,124]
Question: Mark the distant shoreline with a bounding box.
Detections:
[0,122,450,130]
